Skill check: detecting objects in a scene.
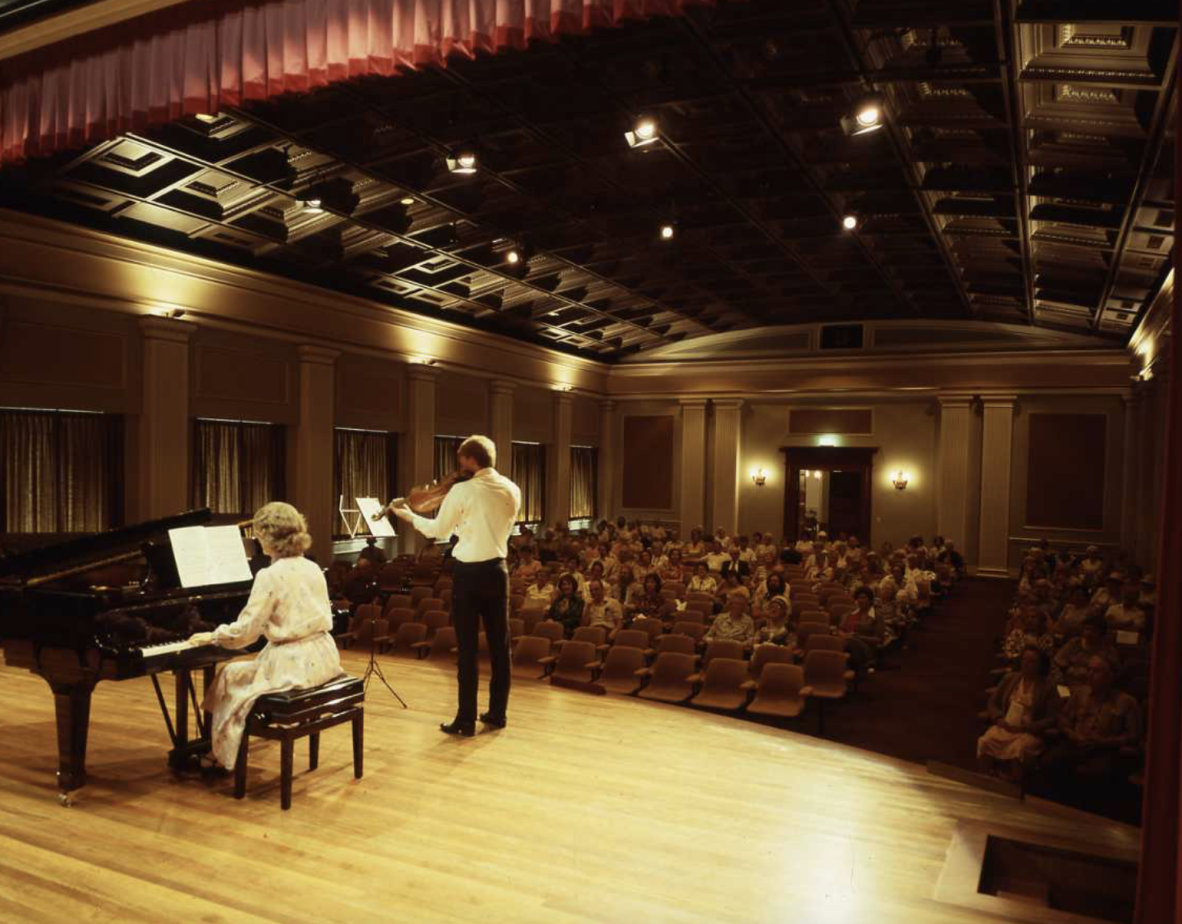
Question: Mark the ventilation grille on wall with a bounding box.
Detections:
[820,323,864,350]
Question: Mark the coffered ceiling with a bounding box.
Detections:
[0,0,1174,361]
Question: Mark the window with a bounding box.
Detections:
[0,408,123,532]
[191,418,285,518]
[334,429,397,535]
[512,441,546,525]
[434,435,465,482]
[570,445,598,522]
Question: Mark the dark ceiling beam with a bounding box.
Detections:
[1089,38,1178,332]
[1013,0,1177,26]
[676,14,921,317]
[827,5,978,318]
[740,63,998,91]
[851,2,995,29]
[994,0,1036,323]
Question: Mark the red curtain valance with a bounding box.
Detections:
[0,0,722,165]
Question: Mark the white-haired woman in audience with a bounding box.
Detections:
[755,596,794,648]
[189,502,342,771]
[704,598,755,649]
[687,561,717,596]
[978,645,1059,782]
[524,569,557,609]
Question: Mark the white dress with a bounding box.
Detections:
[203,557,342,769]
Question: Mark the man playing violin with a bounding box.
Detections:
[384,435,521,737]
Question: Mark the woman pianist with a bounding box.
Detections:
[188,502,341,770]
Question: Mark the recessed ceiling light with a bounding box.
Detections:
[507,249,521,264]
[447,149,478,174]
[194,113,219,124]
[842,214,858,231]
[626,117,659,148]
[660,223,676,240]
[303,198,324,214]
[400,196,415,206]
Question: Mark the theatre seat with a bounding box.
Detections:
[596,646,646,694]
[388,621,427,657]
[690,658,748,711]
[803,649,850,736]
[747,664,807,720]
[748,644,794,680]
[636,652,696,704]
[413,626,457,661]
[532,620,565,644]
[540,640,599,684]
[511,635,551,678]
[654,634,696,658]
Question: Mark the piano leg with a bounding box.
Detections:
[48,680,96,803]
[169,668,215,772]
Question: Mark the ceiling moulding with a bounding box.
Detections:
[0,0,189,60]
[622,320,1118,364]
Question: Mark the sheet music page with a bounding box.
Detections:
[356,497,397,537]
[168,525,254,588]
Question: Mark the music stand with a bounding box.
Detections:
[361,616,407,708]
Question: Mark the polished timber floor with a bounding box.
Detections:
[0,649,1140,924]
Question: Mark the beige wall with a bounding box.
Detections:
[335,353,406,433]
[436,371,489,437]
[739,400,938,549]
[190,327,299,424]
[613,400,682,526]
[571,396,601,447]
[513,386,553,443]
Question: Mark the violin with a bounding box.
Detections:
[373,470,473,518]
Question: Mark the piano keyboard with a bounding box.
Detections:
[138,639,201,657]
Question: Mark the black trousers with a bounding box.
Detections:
[451,558,511,723]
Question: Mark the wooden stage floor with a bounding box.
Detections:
[0,650,1140,924]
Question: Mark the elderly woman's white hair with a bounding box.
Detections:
[252,501,312,558]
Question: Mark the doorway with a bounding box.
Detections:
[781,447,877,543]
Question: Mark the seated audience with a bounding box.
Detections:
[358,537,386,566]
[704,541,730,574]
[754,573,789,616]
[716,570,751,610]
[524,572,556,609]
[1104,584,1146,632]
[513,547,543,583]
[977,646,1059,782]
[631,574,666,623]
[755,596,794,648]
[687,562,718,596]
[704,599,755,647]
[584,579,623,637]
[1052,614,1119,690]
[1049,586,1092,640]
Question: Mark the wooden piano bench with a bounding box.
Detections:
[234,674,365,811]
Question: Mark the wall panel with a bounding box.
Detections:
[336,354,406,432]
[190,329,298,424]
[436,371,488,437]
[621,415,674,510]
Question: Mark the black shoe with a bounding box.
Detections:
[440,720,475,737]
[480,712,507,729]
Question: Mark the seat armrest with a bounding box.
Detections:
[537,655,558,666]
[800,685,814,696]
[740,680,756,691]
[634,667,652,677]
[584,661,602,670]
[686,672,703,684]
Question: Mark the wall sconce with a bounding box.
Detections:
[409,356,437,366]
[554,384,573,393]
[750,467,767,487]
[892,471,909,491]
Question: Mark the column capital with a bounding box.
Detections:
[599,398,617,413]
[552,390,574,407]
[139,315,196,344]
[297,344,340,365]
[937,393,975,408]
[406,363,439,384]
[679,398,709,410]
[489,379,516,397]
[980,394,1018,409]
[712,399,744,411]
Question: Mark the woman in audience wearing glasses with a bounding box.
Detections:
[755,596,794,648]
[687,561,718,596]
[977,645,1059,782]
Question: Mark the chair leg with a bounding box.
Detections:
[352,710,364,779]
[280,738,294,811]
[309,732,320,771]
[234,734,249,800]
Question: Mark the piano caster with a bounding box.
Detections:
[58,793,73,807]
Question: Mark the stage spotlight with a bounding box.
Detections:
[625,117,659,148]
[840,94,885,136]
[446,148,478,174]
[506,249,521,265]
[842,214,858,231]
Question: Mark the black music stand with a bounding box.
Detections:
[362,618,407,708]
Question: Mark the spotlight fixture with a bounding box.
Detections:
[302,198,324,214]
[625,117,659,148]
[842,214,858,231]
[506,249,521,265]
[840,93,885,136]
[446,148,478,174]
[659,222,676,240]
[400,196,416,206]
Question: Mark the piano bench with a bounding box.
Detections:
[234,674,365,811]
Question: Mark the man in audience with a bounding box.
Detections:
[524,570,556,609]
[358,537,386,566]
[1044,657,1140,778]
[1090,573,1123,611]
[513,546,543,583]
[1079,545,1105,584]
[1104,584,1146,632]
[584,579,623,637]
[704,541,730,574]
[343,558,379,606]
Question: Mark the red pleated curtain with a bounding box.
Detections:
[0,0,721,165]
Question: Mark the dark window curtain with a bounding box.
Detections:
[434,435,464,482]
[570,446,598,521]
[0,409,123,532]
[334,429,397,535]
[191,419,285,517]
[512,442,546,525]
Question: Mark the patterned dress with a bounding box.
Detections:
[203,557,342,770]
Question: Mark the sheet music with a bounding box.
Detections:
[356,497,397,537]
[168,525,254,588]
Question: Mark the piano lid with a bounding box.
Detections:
[0,509,214,582]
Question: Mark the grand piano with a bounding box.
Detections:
[0,509,255,803]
